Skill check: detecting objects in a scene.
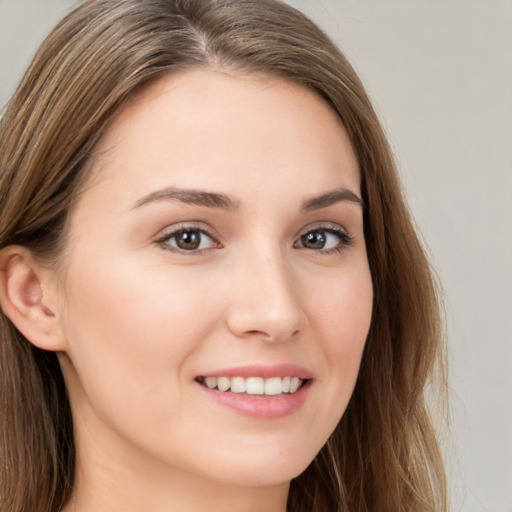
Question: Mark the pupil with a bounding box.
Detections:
[302,231,326,249]
[177,230,200,250]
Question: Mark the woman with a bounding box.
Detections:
[0,0,447,511]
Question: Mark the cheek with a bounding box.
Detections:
[65,255,215,341]
[59,257,221,408]
[306,264,373,407]
[310,265,373,352]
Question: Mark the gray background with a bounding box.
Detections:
[1,1,511,511]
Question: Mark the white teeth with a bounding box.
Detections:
[264,377,283,396]
[289,377,301,393]
[199,376,305,395]
[246,377,264,395]
[217,376,230,392]
[230,377,246,393]
[205,376,217,389]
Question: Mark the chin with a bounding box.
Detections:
[198,445,319,488]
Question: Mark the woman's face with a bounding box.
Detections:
[55,69,373,488]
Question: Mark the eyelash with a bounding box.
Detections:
[156,224,353,255]
[156,225,221,255]
[294,225,354,255]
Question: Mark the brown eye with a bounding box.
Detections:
[300,231,327,249]
[295,228,352,253]
[161,228,217,252]
[175,230,201,250]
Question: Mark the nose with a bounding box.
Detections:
[225,249,304,343]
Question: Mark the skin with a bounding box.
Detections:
[31,69,373,511]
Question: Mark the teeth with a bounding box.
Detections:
[289,377,301,393]
[199,376,305,395]
[230,377,246,393]
[217,377,230,392]
[264,377,283,396]
[205,376,217,389]
[246,377,264,395]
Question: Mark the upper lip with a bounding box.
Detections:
[197,364,313,380]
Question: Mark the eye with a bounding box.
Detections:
[158,227,218,253]
[295,227,352,253]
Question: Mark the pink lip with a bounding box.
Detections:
[196,364,313,420]
[199,363,313,380]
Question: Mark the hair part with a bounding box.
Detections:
[0,1,447,511]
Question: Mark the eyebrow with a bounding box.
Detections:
[132,187,239,210]
[132,185,363,211]
[302,187,364,210]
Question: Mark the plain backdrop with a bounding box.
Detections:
[1,1,511,511]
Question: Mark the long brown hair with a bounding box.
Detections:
[0,1,447,511]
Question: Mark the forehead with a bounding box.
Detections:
[85,68,360,206]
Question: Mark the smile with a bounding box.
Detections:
[196,376,305,395]
[195,365,313,418]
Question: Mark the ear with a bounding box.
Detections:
[0,246,66,351]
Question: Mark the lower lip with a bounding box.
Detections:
[197,381,312,419]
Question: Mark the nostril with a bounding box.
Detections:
[225,291,304,342]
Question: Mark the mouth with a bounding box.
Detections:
[194,364,313,418]
[195,375,309,396]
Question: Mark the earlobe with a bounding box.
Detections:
[0,246,66,351]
